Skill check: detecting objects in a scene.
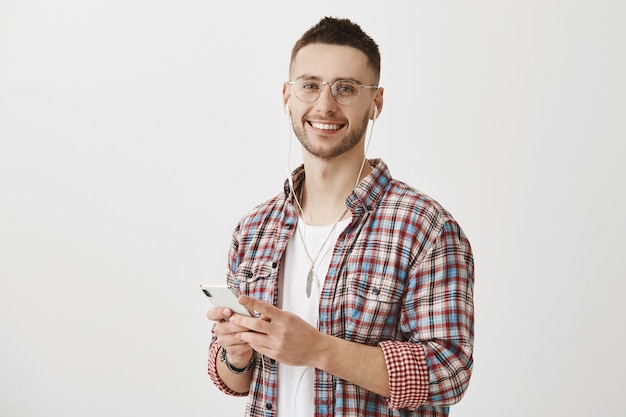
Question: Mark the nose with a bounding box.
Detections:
[315,81,338,113]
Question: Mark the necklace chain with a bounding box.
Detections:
[295,186,349,298]
[291,158,370,298]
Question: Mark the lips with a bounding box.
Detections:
[309,121,344,131]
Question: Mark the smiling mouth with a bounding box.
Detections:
[309,121,345,131]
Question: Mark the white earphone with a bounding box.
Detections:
[285,104,291,116]
[372,106,379,120]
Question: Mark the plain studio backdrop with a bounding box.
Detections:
[1,1,624,416]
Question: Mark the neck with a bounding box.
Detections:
[299,154,371,226]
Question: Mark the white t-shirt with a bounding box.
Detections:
[276,217,350,417]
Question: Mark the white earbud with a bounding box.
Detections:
[285,104,291,116]
[372,107,378,120]
[286,166,294,194]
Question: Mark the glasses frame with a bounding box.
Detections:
[287,78,378,105]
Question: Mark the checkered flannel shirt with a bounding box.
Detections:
[208,159,474,417]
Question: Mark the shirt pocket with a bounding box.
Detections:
[344,271,405,343]
[233,260,275,304]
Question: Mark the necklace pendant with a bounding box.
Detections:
[306,268,314,298]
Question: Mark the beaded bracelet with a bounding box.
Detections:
[219,347,255,375]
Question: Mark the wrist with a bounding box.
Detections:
[226,349,254,368]
[219,347,255,375]
[312,332,337,370]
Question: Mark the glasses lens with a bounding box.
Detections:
[333,80,360,104]
[292,79,364,104]
[294,79,321,103]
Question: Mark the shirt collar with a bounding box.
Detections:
[282,158,391,215]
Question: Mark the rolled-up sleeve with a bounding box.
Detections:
[382,218,474,409]
[207,336,249,397]
[379,340,430,409]
[207,225,249,397]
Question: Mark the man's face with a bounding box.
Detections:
[284,44,382,161]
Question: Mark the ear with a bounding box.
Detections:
[283,82,291,116]
[371,87,384,120]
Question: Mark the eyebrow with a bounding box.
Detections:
[295,74,366,85]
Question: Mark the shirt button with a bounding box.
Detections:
[246,272,253,279]
[372,287,381,295]
[272,262,277,268]
[265,403,273,410]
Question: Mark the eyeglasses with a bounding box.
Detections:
[287,78,378,105]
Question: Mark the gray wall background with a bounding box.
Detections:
[1,1,624,416]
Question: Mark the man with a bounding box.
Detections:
[207,17,474,417]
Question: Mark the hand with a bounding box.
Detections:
[206,307,253,367]
[228,295,325,367]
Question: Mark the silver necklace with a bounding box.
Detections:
[295,186,349,298]
[291,156,370,298]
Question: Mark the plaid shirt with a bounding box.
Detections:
[208,159,474,417]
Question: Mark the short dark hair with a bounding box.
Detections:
[290,17,381,82]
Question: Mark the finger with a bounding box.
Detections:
[239,295,281,319]
[238,329,273,353]
[215,334,251,350]
[213,320,252,336]
[229,312,274,335]
[207,306,241,322]
[206,307,234,321]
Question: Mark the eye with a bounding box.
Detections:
[299,79,320,91]
[336,81,357,94]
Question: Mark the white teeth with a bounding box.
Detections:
[311,122,342,131]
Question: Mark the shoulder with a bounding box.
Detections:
[367,159,466,243]
[369,159,454,224]
[381,178,472,257]
[387,186,473,285]
[383,178,456,226]
[235,192,287,231]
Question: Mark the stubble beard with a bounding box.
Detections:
[292,114,370,161]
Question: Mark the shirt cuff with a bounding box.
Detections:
[379,340,430,410]
[207,342,249,397]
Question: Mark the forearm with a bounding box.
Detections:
[313,334,433,410]
[215,350,254,394]
[314,333,390,398]
[208,342,253,396]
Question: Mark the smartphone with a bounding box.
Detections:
[199,284,254,317]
